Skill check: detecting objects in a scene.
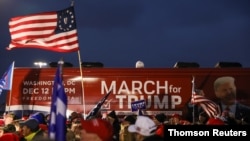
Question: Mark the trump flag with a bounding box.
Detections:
[7,6,79,52]
[0,62,14,95]
[48,61,67,141]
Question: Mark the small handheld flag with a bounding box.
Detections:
[85,90,112,120]
[0,62,15,95]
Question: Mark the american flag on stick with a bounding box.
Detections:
[191,76,221,118]
[7,6,79,52]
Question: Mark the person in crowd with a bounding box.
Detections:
[3,112,18,125]
[81,118,114,141]
[19,118,47,141]
[152,113,166,138]
[120,115,136,141]
[168,113,182,125]
[44,114,50,126]
[12,120,25,140]
[3,123,16,133]
[67,111,83,141]
[29,112,48,134]
[128,116,164,141]
[214,76,250,124]
[193,111,209,125]
[106,110,120,141]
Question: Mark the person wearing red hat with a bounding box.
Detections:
[206,117,225,125]
[168,113,181,125]
[128,116,164,141]
[81,118,114,141]
[153,113,166,138]
[67,112,82,141]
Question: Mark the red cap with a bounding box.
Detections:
[0,119,4,126]
[206,118,225,125]
[39,124,48,131]
[81,118,113,141]
[171,113,180,119]
[0,133,20,141]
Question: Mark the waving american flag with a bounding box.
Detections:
[191,77,221,118]
[7,6,79,52]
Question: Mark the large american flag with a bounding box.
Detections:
[191,77,221,118]
[7,6,79,52]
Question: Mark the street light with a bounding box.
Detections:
[34,62,47,68]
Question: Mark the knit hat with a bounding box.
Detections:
[124,115,136,124]
[3,124,16,133]
[19,118,40,131]
[107,110,117,119]
[81,118,114,141]
[155,113,166,123]
[70,112,82,122]
[128,116,157,136]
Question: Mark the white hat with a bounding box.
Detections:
[128,116,157,136]
[135,60,144,68]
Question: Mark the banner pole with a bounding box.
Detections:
[191,76,195,124]
[77,50,86,119]
[8,61,15,113]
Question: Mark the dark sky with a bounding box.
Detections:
[0,0,250,74]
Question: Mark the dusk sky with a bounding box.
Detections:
[0,0,250,74]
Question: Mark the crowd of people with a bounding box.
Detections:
[0,76,249,140]
[0,110,167,141]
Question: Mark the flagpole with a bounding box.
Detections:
[69,1,86,119]
[191,76,195,124]
[77,50,86,119]
[7,61,15,112]
[8,90,12,112]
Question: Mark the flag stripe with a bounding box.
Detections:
[191,77,221,118]
[192,93,221,117]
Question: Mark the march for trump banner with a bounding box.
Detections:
[0,62,14,96]
[7,6,79,52]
